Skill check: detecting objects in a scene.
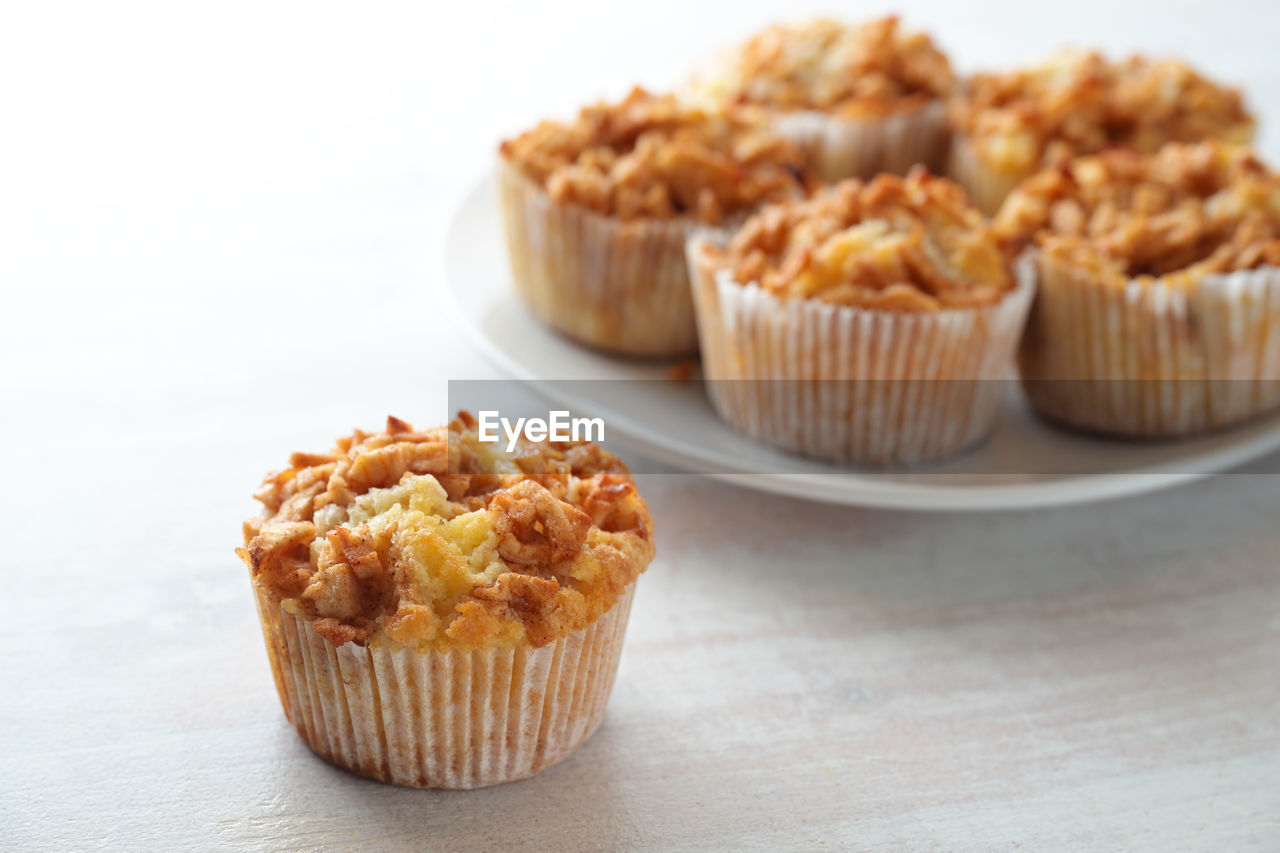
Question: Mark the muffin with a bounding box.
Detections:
[688,16,954,182]
[949,50,1255,214]
[498,87,807,357]
[996,141,1280,437]
[237,413,655,788]
[687,170,1034,465]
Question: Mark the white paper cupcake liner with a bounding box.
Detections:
[1017,251,1280,437]
[687,235,1034,465]
[772,100,948,183]
[498,160,713,357]
[254,583,636,789]
[946,134,1029,216]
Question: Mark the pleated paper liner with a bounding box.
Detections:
[1018,251,1280,437]
[946,134,1028,217]
[686,235,1035,466]
[255,583,636,789]
[497,160,712,357]
[772,100,948,183]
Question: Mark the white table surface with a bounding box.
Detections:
[3,1,1279,850]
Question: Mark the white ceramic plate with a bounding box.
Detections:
[440,174,1280,510]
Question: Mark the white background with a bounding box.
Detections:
[3,1,1279,850]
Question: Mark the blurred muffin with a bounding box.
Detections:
[950,50,1254,214]
[688,17,954,182]
[687,171,1033,465]
[238,413,655,788]
[996,141,1280,437]
[499,87,807,357]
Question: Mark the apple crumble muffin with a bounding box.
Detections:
[997,141,1280,436]
[239,414,654,788]
[996,141,1280,284]
[688,17,955,181]
[686,172,1032,464]
[708,170,1013,311]
[949,50,1255,213]
[241,413,653,650]
[502,87,805,225]
[692,16,953,116]
[498,87,807,356]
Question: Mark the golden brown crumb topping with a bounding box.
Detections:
[995,141,1280,283]
[238,414,654,651]
[704,170,1012,310]
[951,51,1254,174]
[691,17,954,116]
[499,87,807,224]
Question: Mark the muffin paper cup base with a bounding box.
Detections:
[498,161,710,357]
[1018,253,1280,437]
[687,235,1034,465]
[773,101,948,182]
[254,583,636,789]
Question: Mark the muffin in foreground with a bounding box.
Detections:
[949,50,1255,214]
[688,17,954,182]
[237,413,655,788]
[687,171,1033,465]
[996,141,1280,437]
[498,87,807,357]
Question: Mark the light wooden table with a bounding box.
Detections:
[4,2,1280,849]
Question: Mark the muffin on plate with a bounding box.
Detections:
[996,140,1280,437]
[499,87,807,358]
[237,413,655,789]
[949,50,1255,214]
[687,170,1033,465]
[687,16,954,182]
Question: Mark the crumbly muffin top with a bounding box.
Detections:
[995,141,1280,284]
[951,50,1254,174]
[704,170,1012,311]
[690,17,954,117]
[499,87,807,224]
[238,414,654,651]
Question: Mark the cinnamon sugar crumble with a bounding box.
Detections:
[704,170,1012,311]
[951,51,1254,174]
[499,87,807,225]
[692,17,954,116]
[238,414,654,650]
[995,141,1280,284]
